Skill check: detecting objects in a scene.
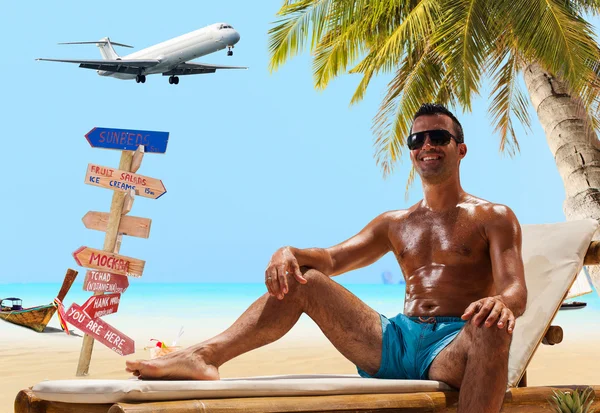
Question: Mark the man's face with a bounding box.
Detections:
[409,114,466,182]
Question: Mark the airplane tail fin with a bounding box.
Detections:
[58,38,133,60]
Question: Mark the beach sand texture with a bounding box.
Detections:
[2,313,600,412]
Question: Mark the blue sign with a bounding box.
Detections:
[85,127,169,154]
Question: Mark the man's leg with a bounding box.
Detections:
[427,321,511,413]
[126,269,383,380]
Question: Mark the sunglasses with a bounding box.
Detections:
[407,129,463,150]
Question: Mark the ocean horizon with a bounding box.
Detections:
[2,282,599,323]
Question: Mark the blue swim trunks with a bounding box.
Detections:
[357,313,466,380]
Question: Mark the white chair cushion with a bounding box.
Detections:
[32,374,451,403]
[507,219,598,386]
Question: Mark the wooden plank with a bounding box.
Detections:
[122,189,135,215]
[73,246,144,278]
[106,386,600,413]
[15,389,112,413]
[131,145,145,173]
[65,303,134,356]
[82,211,151,239]
[85,163,166,199]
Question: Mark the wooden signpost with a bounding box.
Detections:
[67,127,168,376]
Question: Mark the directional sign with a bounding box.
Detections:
[81,293,121,319]
[82,211,151,239]
[65,303,134,356]
[73,246,144,278]
[84,271,129,294]
[85,127,169,154]
[85,163,167,199]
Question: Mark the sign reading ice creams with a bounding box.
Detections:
[85,163,167,199]
[65,303,134,356]
[72,246,145,277]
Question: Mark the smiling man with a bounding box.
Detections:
[126,103,527,413]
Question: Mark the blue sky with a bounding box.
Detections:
[0,1,585,284]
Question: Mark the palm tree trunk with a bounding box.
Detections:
[523,62,600,295]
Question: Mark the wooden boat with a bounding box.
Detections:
[0,269,77,332]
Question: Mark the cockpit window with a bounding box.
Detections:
[218,24,233,30]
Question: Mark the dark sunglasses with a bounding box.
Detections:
[407,129,463,150]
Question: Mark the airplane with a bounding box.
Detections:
[36,23,245,85]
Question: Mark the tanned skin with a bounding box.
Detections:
[126,113,527,413]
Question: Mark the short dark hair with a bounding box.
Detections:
[412,103,464,143]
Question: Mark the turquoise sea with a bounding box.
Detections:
[1,283,599,326]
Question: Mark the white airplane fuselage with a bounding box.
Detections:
[99,23,240,79]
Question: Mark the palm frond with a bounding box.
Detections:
[507,0,598,93]
[433,0,494,108]
[487,35,530,156]
[268,0,333,72]
[373,46,445,176]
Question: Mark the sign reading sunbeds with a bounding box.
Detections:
[82,211,152,239]
[85,127,169,153]
[65,303,134,356]
[73,246,145,277]
[85,163,167,199]
[83,271,129,294]
[81,293,121,319]
[63,133,167,376]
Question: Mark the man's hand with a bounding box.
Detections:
[265,247,307,300]
[461,296,516,334]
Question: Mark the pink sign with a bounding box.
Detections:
[81,293,121,319]
[83,271,129,294]
[64,303,134,356]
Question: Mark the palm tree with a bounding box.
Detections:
[268,0,600,292]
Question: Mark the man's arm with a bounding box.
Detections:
[462,204,527,333]
[265,212,393,299]
[485,205,527,317]
[290,212,393,277]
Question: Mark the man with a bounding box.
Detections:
[126,103,527,413]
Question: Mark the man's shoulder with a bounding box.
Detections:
[463,195,517,221]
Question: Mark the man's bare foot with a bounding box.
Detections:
[125,346,220,380]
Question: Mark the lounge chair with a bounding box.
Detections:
[15,220,600,412]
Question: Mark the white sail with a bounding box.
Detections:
[566,267,594,299]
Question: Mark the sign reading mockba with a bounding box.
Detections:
[73,246,144,278]
[83,271,129,294]
[65,303,134,356]
[85,163,166,199]
[81,293,121,319]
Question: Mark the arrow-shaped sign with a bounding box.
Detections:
[85,127,169,154]
[65,303,134,356]
[73,246,144,278]
[82,211,151,239]
[81,293,121,319]
[85,164,166,199]
[83,271,129,294]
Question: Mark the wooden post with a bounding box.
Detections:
[76,150,135,376]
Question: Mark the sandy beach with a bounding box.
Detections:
[2,313,600,412]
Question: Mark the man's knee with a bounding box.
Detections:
[286,268,329,294]
[463,321,512,353]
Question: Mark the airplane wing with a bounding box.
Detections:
[162,62,248,76]
[36,58,160,74]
